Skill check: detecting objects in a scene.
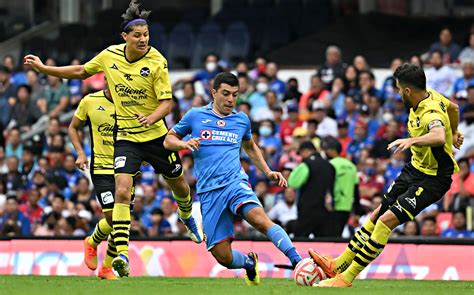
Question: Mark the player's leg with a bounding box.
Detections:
[316,175,452,287]
[98,210,118,280]
[310,168,410,277]
[242,204,302,267]
[152,138,203,242]
[84,175,115,271]
[111,141,142,277]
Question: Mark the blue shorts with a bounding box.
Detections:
[199,180,262,250]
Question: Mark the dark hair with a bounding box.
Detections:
[322,136,342,154]
[288,77,298,84]
[359,70,375,80]
[121,0,151,33]
[237,72,249,80]
[457,157,470,167]
[430,49,443,58]
[0,65,11,74]
[53,193,65,202]
[17,84,32,95]
[393,63,426,90]
[213,72,239,90]
[422,216,436,224]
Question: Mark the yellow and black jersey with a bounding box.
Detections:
[83,44,172,142]
[408,88,459,176]
[74,91,115,174]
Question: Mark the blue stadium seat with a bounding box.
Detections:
[149,23,168,56]
[221,22,250,63]
[167,23,195,69]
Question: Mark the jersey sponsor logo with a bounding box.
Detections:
[172,164,181,174]
[114,156,126,169]
[121,100,145,107]
[210,130,238,143]
[124,74,133,81]
[216,120,226,127]
[102,140,114,146]
[200,130,212,140]
[110,64,119,70]
[115,84,147,100]
[140,67,150,77]
[428,120,443,130]
[97,106,105,111]
[98,122,114,137]
[100,191,114,205]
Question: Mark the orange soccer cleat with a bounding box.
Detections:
[308,248,337,278]
[313,273,352,288]
[83,236,98,270]
[98,265,118,280]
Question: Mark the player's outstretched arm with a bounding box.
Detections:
[68,116,89,171]
[24,54,90,79]
[388,126,446,154]
[164,130,200,152]
[242,138,287,187]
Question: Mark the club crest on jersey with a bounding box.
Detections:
[200,130,212,140]
[216,120,226,127]
[140,67,150,77]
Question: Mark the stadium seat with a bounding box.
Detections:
[149,23,168,56]
[221,22,250,63]
[259,11,290,54]
[167,22,195,69]
[190,23,223,68]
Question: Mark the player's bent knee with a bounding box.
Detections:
[381,209,402,229]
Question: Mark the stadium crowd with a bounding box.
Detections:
[0,27,473,240]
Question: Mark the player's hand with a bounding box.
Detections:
[135,113,154,127]
[182,138,200,151]
[387,138,413,154]
[266,171,288,187]
[452,130,464,149]
[76,153,89,171]
[23,54,45,72]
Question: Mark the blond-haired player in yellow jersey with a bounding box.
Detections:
[309,63,464,287]
[24,0,203,278]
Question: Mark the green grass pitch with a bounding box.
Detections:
[1,276,472,295]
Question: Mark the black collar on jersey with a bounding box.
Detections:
[123,45,151,63]
[206,102,237,117]
[412,91,431,112]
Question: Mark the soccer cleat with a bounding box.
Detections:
[112,254,130,277]
[179,214,204,244]
[98,265,118,280]
[312,273,352,288]
[83,237,98,270]
[308,248,337,278]
[244,252,260,286]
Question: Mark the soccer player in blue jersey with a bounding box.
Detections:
[164,73,302,286]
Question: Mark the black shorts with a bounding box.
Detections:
[91,174,136,212]
[114,136,183,179]
[384,163,452,224]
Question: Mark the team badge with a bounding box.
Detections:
[140,67,150,77]
[200,130,212,140]
[216,120,226,127]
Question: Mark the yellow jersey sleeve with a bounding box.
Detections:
[84,50,105,75]
[422,110,446,132]
[74,98,88,121]
[154,58,172,100]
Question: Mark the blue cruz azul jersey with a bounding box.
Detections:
[172,103,252,193]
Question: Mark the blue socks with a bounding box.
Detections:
[229,250,255,270]
[267,224,301,267]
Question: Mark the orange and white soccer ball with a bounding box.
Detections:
[293,258,327,286]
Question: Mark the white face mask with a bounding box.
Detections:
[383,112,394,124]
[256,82,269,93]
[206,62,217,72]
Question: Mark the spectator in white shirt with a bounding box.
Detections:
[267,188,297,229]
[312,101,338,138]
[459,33,474,63]
[426,50,457,97]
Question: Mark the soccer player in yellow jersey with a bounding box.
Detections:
[24,0,203,277]
[309,64,464,287]
[69,85,122,280]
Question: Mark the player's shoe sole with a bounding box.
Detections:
[308,248,337,278]
[112,254,130,277]
[313,273,352,288]
[98,265,118,280]
[83,237,98,270]
[179,215,204,244]
[244,252,260,286]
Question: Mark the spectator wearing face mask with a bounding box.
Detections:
[173,53,220,97]
[258,120,282,157]
[248,74,271,120]
[249,56,267,81]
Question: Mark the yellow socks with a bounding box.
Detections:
[342,220,391,282]
[103,236,117,268]
[173,191,192,219]
[335,219,375,272]
[112,203,131,258]
[88,218,113,248]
